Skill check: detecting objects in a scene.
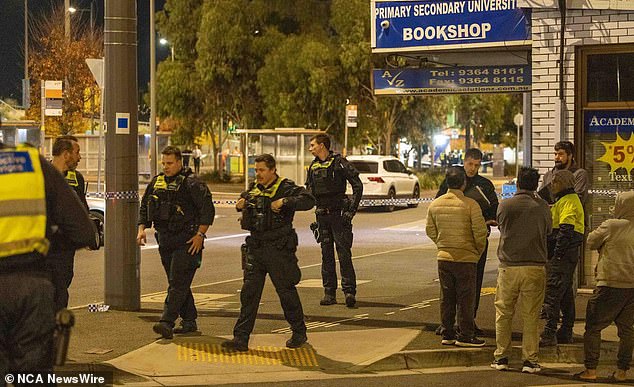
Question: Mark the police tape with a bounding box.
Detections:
[86,189,627,208]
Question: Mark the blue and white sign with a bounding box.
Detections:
[373,64,531,95]
[116,112,130,135]
[372,0,531,53]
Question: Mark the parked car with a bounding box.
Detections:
[345,155,420,211]
[87,196,105,224]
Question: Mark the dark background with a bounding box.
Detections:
[0,0,167,103]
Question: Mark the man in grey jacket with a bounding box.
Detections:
[575,191,634,382]
[491,167,551,374]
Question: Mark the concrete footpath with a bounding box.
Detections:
[56,288,629,386]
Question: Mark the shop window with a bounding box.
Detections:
[587,52,634,102]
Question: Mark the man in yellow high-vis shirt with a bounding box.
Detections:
[0,143,98,379]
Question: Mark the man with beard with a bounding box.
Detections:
[537,141,588,344]
[47,136,89,312]
[538,141,588,205]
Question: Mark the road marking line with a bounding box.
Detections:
[141,232,249,250]
[70,244,428,310]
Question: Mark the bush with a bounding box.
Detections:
[416,169,446,190]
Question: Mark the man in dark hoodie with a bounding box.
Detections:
[539,169,585,347]
[575,191,634,382]
[137,146,215,339]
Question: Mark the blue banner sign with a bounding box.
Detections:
[373,65,531,95]
[372,0,531,52]
[585,110,634,135]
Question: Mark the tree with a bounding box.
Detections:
[25,5,102,136]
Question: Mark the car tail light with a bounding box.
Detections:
[368,177,385,183]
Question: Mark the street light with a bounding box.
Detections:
[159,38,174,61]
[69,3,94,31]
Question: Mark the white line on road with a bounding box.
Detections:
[140,233,249,250]
[70,244,427,310]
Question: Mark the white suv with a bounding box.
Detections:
[345,155,420,211]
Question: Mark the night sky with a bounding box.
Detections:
[0,0,166,102]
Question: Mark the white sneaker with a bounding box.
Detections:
[490,358,509,370]
[521,360,541,374]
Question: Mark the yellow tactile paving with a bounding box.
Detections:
[176,342,319,367]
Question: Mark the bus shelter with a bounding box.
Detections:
[236,128,325,190]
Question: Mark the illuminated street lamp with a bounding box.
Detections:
[159,38,174,61]
[69,3,95,31]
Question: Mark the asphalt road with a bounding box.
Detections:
[69,199,502,339]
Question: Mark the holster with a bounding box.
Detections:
[54,309,75,366]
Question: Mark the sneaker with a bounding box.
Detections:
[286,333,308,348]
[221,338,249,352]
[455,337,485,347]
[490,358,509,371]
[173,320,198,334]
[521,360,541,374]
[152,322,174,339]
[345,293,356,308]
[539,335,557,347]
[441,337,456,345]
[320,295,337,305]
[474,324,484,337]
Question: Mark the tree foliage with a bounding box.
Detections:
[155,0,521,168]
[25,5,102,136]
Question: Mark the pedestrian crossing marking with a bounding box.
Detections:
[176,342,318,367]
[141,293,242,311]
[272,314,370,334]
[296,279,372,288]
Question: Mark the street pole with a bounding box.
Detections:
[149,0,157,177]
[344,122,348,158]
[104,0,140,310]
[65,0,70,41]
[23,0,30,109]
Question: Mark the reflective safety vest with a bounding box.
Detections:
[65,170,78,187]
[309,155,346,197]
[249,176,283,198]
[0,146,49,258]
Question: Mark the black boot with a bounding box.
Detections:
[153,321,174,339]
[174,320,198,334]
[286,332,308,348]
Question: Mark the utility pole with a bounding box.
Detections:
[104,0,140,310]
[149,0,157,176]
[65,0,70,41]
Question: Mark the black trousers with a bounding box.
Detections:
[584,287,634,370]
[474,239,489,318]
[0,271,56,381]
[438,260,477,341]
[318,212,356,296]
[542,258,576,335]
[45,249,75,313]
[158,244,200,325]
[233,236,306,342]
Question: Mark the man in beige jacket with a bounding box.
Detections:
[426,167,488,347]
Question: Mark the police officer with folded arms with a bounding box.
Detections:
[306,134,363,307]
[137,146,214,339]
[0,143,98,380]
[222,154,315,352]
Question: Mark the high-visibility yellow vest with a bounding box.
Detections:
[65,170,78,187]
[0,146,49,258]
[249,176,284,198]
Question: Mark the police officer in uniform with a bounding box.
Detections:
[305,134,363,307]
[222,154,315,352]
[137,146,215,339]
[48,136,89,312]
[0,144,98,381]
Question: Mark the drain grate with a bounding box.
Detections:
[176,343,319,367]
